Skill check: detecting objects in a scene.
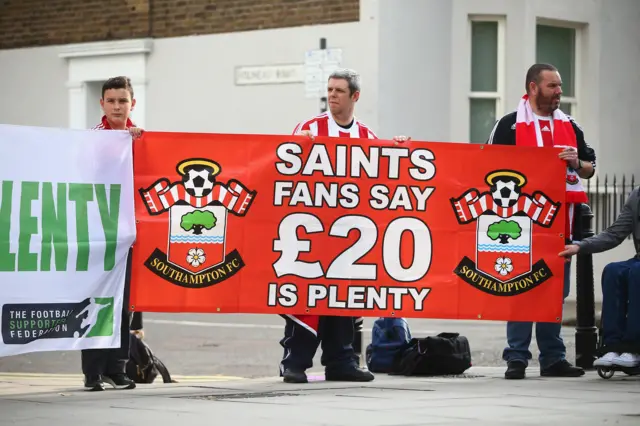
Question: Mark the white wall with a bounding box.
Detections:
[375,0,453,141]
[0,46,68,128]
[145,19,379,136]
[596,0,640,177]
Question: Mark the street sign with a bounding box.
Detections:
[235,64,304,86]
[304,47,343,99]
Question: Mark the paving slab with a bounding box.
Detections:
[1,367,639,426]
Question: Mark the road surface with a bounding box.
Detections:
[0,313,578,378]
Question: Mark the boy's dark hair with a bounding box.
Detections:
[525,63,558,93]
[101,76,134,99]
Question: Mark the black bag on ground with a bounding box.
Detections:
[126,334,175,384]
[392,332,472,376]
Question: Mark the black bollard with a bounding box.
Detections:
[573,203,598,369]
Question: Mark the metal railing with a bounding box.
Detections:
[585,173,636,238]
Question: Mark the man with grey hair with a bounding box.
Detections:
[280,68,410,384]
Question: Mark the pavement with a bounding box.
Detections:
[3,313,631,425]
[1,367,639,425]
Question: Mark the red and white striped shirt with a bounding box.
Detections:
[92,115,135,130]
[290,111,374,332]
[292,112,378,139]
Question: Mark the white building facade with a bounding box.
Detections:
[1,0,638,301]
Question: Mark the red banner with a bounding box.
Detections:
[130,132,568,322]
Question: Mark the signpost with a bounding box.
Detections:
[304,38,342,113]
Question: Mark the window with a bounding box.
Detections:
[536,24,578,116]
[469,17,505,143]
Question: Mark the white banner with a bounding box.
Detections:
[0,124,136,357]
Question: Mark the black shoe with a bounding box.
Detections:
[505,361,526,379]
[84,375,106,391]
[103,373,136,389]
[540,360,585,377]
[282,368,308,383]
[325,366,374,382]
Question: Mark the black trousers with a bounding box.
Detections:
[353,316,363,360]
[279,315,358,373]
[81,313,133,376]
[81,248,143,377]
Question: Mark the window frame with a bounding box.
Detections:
[535,19,583,120]
[468,15,506,143]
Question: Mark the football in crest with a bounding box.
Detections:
[183,167,215,197]
[486,170,527,208]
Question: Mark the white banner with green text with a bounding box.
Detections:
[0,124,136,357]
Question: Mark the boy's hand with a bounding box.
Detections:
[129,127,144,139]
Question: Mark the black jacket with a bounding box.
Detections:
[486,111,597,175]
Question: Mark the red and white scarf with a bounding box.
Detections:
[515,94,588,239]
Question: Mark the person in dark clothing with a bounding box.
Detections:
[486,63,596,380]
[280,315,364,383]
[560,186,640,368]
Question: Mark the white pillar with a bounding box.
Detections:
[67,81,87,129]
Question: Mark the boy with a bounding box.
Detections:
[83,76,144,391]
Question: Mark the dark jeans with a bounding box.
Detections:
[600,257,640,352]
[279,315,357,373]
[502,260,571,369]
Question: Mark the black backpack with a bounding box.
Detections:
[391,332,472,376]
[126,334,175,384]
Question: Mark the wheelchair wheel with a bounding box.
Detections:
[597,367,614,379]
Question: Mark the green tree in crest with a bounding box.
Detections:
[180,210,216,235]
[487,220,522,244]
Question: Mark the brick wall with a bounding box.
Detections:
[0,0,359,50]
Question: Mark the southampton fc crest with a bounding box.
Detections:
[450,170,561,296]
[139,158,256,288]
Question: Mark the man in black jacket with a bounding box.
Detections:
[487,63,597,379]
